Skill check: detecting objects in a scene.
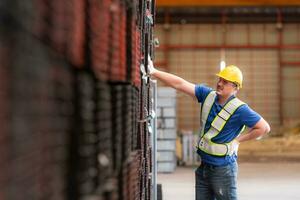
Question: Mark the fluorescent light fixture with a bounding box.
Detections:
[220,60,226,71]
[220,48,226,71]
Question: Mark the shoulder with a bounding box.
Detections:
[236,103,254,113]
[195,84,213,103]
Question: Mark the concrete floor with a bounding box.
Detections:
[157,162,300,200]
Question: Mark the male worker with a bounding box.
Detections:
[148,57,270,200]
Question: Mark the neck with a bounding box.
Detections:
[218,94,234,105]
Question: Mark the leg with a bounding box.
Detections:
[195,165,214,200]
[210,162,238,200]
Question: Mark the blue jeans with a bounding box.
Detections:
[195,161,238,200]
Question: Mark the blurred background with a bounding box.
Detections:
[0,0,300,200]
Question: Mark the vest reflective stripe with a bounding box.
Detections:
[198,134,229,156]
[211,98,245,132]
[200,91,217,137]
[198,91,245,156]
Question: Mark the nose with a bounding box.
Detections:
[217,79,223,86]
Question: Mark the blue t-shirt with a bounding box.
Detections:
[195,84,261,166]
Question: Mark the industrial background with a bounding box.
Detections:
[0,0,300,200]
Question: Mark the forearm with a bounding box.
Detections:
[237,128,266,143]
[151,69,186,90]
[236,118,270,143]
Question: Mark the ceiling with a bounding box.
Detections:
[156,0,300,7]
[154,1,300,24]
[155,7,300,24]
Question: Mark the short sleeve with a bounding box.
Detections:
[238,104,262,128]
[195,84,213,103]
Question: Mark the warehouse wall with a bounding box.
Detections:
[155,23,300,134]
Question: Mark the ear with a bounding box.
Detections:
[232,87,239,95]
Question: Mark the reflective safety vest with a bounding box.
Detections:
[197,91,245,156]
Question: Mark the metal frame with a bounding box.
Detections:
[150,79,158,200]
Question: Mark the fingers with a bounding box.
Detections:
[148,54,153,66]
[147,54,155,74]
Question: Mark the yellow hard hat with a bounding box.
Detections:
[216,65,243,88]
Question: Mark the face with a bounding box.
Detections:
[216,78,237,96]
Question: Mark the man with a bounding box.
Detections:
[148,57,270,200]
